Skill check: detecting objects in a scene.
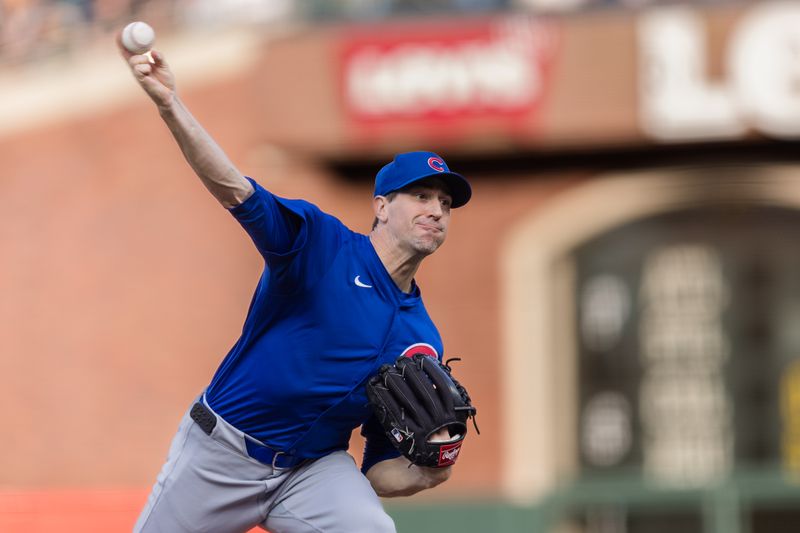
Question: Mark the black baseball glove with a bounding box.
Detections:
[366,353,478,468]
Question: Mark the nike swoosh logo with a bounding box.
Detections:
[354,275,373,288]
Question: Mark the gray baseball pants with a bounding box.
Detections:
[133,397,396,533]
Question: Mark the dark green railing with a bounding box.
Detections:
[386,468,800,533]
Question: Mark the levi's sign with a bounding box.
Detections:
[340,18,559,122]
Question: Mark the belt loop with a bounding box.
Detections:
[190,402,217,435]
[272,451,285,470]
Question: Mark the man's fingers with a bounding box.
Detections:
[140,76,163,94]
[132,64,164,98]
[133,63,150,78]
[131,56,151,68]
[429,428,450,442]
[150,49,166,67]
[138,76,171,106]
[129,54,153,67]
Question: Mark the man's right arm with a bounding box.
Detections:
[119,37,253,209]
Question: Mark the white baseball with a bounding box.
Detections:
[121,21,155,54]
[429,432,460,443]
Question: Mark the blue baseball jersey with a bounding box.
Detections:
[204,178,444,472]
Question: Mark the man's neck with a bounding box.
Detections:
[369,231,423,293]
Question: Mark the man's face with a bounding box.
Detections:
[383,181,453,256]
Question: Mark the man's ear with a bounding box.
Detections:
[373,195,389,224]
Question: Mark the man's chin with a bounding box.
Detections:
[414,238,444,256]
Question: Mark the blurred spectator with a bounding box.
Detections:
[5,0,722,66]
[301,0,510,21]
[513,0,587,13]
[178,0,294,28]
[0,0,294,67]
[301,0,393,21]
[1,0,48,64]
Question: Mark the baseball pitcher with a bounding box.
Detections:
[120,30,477,533]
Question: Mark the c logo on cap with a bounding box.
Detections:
[427,157,445,172]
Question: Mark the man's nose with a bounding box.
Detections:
[428,199,443,218]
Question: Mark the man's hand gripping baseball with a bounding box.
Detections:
[117,35,175,111]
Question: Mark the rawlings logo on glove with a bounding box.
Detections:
[366,353,478,468]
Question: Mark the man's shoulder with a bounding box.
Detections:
[243,178,367,238]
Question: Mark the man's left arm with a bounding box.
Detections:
[363,354,478,496]
[365,456,452,498]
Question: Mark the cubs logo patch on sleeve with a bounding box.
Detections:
[400,342,438,359]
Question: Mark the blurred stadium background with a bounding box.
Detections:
[3,0,800,531]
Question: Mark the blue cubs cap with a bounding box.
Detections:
[374,151,472,208]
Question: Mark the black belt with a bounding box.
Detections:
[190,402,305,469]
